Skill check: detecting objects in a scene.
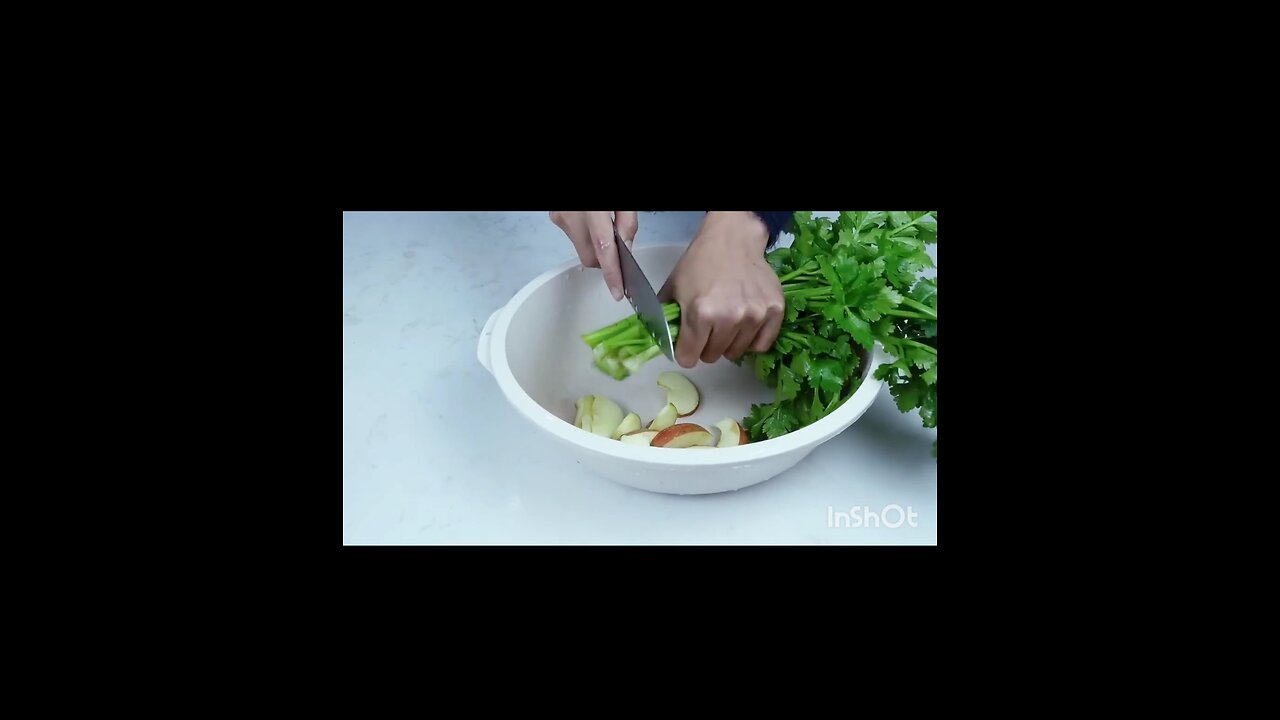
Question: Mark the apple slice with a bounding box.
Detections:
[651,423,713,448]
[587,396,624,438]
[619,429,658,447]
[714,418,750,447]
[649,403,678,431]
[574,395,594,431]
[612,412,642,439]
[657,371,700,416]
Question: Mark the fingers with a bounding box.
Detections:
[725,305,768,361]
[551,211,600,269]
[615,211,638,248]
[679,298,782,366]
[550,211,639,302]
[675,301,710,369]
[750,299,785,353]
[678,299,757,367]
[587,213,624,301]
[701,322,740,364]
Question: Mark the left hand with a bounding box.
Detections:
[663,212,785,368]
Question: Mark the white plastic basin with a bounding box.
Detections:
[477,244,886,495]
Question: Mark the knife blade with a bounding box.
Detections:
[616,234,676,362]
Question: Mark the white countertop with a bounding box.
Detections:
[343,211,938,545]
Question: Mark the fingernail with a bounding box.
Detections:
[612,288,622,301]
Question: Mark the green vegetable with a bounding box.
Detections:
[581,302,681,380]
[581,211,937,457]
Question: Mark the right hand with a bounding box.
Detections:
[662,211,784,368]
[549,211,639,301]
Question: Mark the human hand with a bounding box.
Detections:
[549,211,639,301]
[663,211,784,368]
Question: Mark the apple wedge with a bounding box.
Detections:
[574,395,594,430]
[649,403,678,431]
[619,429,658,447]
[651,423,713,448]
[611,412,642,439]
[589,396,625,438]
[575,395,624,438]
[657,371,700,416]
[714,418,750,448]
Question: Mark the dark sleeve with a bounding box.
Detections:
[752,211,795,249]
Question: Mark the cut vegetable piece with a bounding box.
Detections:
[612,412,642,439]
[649,403,678,431]
[714,418,750,448]
[581,302,682,379]
[619,429,658,447]
[651,423,713,448]
[588,396,624,438]
[657,371,700,416]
